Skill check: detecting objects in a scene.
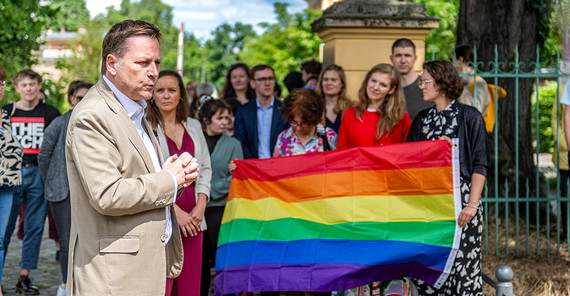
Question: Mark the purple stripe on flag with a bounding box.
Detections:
[214,262,443,295]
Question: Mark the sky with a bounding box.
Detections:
[85,0,308,40]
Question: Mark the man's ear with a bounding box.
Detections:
[249,79,256,90]
[106,54,119,76]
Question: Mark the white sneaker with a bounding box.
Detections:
[57,284,68,296]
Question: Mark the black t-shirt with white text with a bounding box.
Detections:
[2,102,61,165]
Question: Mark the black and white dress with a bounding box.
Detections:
[407,100,485,296]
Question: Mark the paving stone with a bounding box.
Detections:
[3,221,61,296]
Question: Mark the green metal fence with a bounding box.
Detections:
[435,45,570,256]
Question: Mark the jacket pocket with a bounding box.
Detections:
[99,236,140,253]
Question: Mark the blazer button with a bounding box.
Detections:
[155,201,161,206]
[161,234,166,242]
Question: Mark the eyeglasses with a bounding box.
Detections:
[0,81,6,87]
[254,76,275,83]
[418,79,433,87]
[289,121,310,128]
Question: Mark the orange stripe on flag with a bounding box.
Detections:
[228,166,453,202]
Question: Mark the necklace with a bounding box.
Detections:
[296,127,316,140]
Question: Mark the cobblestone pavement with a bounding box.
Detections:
[3,221,62,296]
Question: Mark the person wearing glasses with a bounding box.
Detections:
[337,64,411,150]
[407,60,488,296]
[273,88,336,157]
[37,80,92,296]
[234,64,286,159]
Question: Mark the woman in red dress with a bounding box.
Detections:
[146,70,212,296]
[337,63,412,149]
[337,64,413,295]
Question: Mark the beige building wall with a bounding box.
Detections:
[318,27,431,101]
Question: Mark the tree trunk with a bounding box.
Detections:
[456,0,543,199]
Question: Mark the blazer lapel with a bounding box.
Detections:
[97,79,156,173]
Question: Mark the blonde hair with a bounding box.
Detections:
[355,63,405,139]
[316,64,352,116]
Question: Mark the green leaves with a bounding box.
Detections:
[204,22,257,89]
[240,3,322,96]
[0,0,58,103]
[45,0,90,32]
[410,0,460,61]
[1,0,324,108]
[531,80,558,153]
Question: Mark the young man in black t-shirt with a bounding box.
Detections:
[1,69,60,295]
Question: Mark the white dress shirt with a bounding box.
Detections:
[103,75,177,243]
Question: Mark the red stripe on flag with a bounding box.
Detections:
[233,140,452,182]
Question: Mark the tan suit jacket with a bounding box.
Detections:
[65,78,183,295]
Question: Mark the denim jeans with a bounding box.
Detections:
[3,166,47,271]
[50,198,71,283]
[0,186,14,286]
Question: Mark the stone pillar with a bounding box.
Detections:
[312,0,439,100]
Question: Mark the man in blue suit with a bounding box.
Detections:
[234,64,286,159]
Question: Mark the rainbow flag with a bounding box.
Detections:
[215,140,461,295]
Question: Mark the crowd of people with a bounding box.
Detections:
[0,19,494,296]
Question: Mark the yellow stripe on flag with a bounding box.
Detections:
[222,194,455,225]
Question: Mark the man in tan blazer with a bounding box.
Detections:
[65,20,198,295]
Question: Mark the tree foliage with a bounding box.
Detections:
[531,80,558,153]
[0,0,59,103]
[205,22,257,90]
[60,0,206,88]
[539,0,568,63]
[56,18,106,85]
[0,0,57,77]
[45,0,90,32]
[240,3,322,93]
[410,0,460,61]
[456,0,557,198]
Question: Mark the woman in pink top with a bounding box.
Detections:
[337,63,411,149]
